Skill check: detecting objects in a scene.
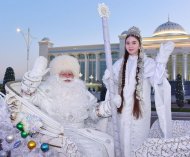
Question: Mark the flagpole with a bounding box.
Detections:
[98,3,122,157]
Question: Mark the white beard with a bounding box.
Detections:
[40,76,90,126]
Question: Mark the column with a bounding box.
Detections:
[84,53,89,81]
[183,54,188,81]
[39,38,53,59]
[171,54,177,81]
[95,53,100,81]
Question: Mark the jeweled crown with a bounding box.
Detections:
[126,26,141,40]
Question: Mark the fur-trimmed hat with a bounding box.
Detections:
[49,55,80,78]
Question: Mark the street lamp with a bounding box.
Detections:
[16,28,32,71]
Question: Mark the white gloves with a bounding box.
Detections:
[21,56,48,96]
[156,41,175,64]
[95,94,121,118]
[112,94,121,108]
[29,56,49,78]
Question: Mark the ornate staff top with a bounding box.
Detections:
[98,3,110,18]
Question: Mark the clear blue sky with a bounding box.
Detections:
[0,0,190,81]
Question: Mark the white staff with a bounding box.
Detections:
[98,3,122,157]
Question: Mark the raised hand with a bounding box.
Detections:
[29,56,49,78]
[156,41,175,64]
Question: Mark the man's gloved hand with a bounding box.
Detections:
[156,41,175,64]
[29,56,49,78]
[112,94,121,108]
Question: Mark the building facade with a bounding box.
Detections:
[39,20,190,82]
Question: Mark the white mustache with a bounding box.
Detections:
[61,78,73,81]
[56,75,73,82]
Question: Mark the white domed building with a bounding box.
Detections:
[153,21,187,36]
[39,20,190,81]
[143,20,190,81]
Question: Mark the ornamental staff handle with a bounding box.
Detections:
[98,3,122,157]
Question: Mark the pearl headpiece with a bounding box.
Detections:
[126,26,142,41]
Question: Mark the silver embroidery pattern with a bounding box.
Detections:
[135,120,190,157]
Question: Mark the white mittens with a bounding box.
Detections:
[29,56,49,78]
[95,94,121,118]
[112,94,121,108]
[156,41,175,64]
[21,56,48,96]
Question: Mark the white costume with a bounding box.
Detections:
[97,41,174,157]
[21,55,114,157]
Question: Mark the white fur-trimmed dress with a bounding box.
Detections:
[102,55,172,157]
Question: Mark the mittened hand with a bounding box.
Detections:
[156,41,175,64]
[161,41,175,55]
[29,56,49,77]
[112,94,122,108]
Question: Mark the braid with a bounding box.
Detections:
[118,51,128,113]
[133,50,142,119]
[118,34,143,118]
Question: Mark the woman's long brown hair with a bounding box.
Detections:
[117,35,142,119]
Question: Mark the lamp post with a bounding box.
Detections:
[16,28,32,71]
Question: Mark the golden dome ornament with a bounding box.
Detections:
[27,140,37,150]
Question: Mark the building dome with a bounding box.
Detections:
[121,31,128,36]
[153,20,187,36]
[41,37,50,42]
